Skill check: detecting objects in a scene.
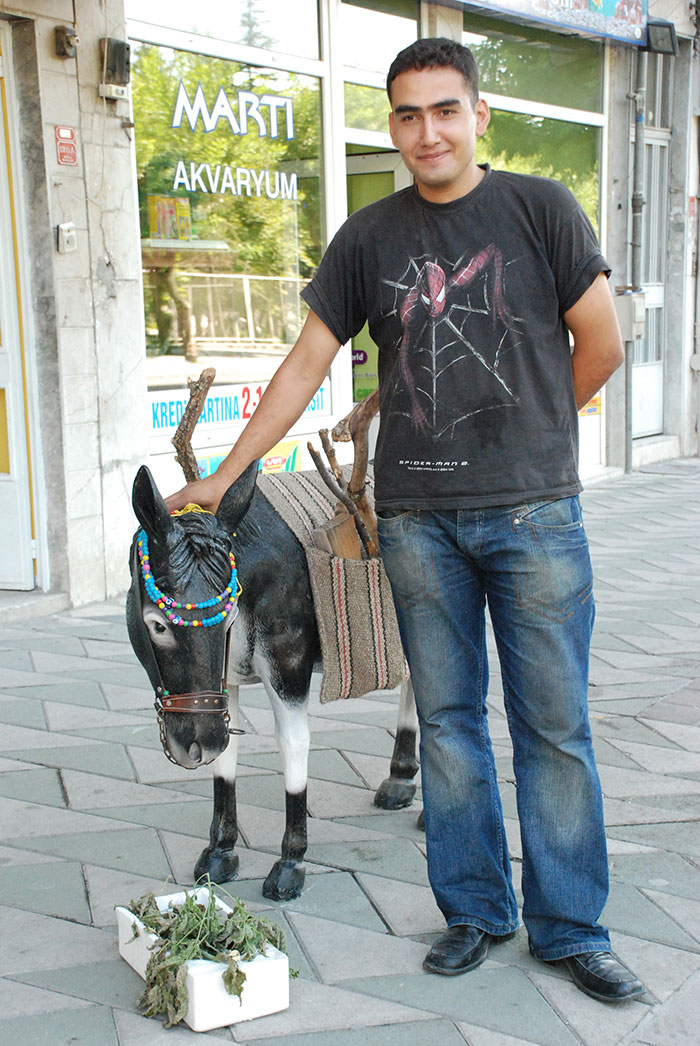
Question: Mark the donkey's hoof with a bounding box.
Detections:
[195,846,239,884]
[373,777,417,810]
[262,860,305,901]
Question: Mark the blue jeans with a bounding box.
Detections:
[377,497,610,961]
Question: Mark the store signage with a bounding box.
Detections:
[171,161,297,200]
[55,126,78,166]
[172,82,295,139]
[149,380,329,435]
[459,0,646,44]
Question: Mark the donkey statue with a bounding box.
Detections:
[126,458,419,901]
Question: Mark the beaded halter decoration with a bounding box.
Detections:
[136,505,240,627]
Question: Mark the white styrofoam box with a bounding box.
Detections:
[116,887,289,1033]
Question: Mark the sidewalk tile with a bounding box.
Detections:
[0,860,90,922]
[0,905,117,975]
[231,977,433,1041]
[242,1018,465,1046]
[0,767,66,807]
[286,911,426,982]
[10,826,171,880]
[626,968,700,1045]
[0,1003,118,1046]
[305,837,428,885]
[344,967,579,1045]
[525,968,649,1045]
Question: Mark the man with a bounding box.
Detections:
[167,38,643,1003]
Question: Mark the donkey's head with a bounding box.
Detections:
[126,463,257,768]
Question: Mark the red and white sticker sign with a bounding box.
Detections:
[55,126,78,166]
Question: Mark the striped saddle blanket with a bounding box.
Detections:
[258,469,406,703]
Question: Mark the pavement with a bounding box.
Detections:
[1,457,700,1046]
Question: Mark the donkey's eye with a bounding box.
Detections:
[153,621,167,634]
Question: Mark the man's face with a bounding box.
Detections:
[389,66,490,204]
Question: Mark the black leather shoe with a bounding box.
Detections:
[423,925,515,976]
[563,951,645,1002]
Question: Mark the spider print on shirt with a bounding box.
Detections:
[382,246,521,438]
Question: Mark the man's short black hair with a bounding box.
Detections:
[387,37,479,107]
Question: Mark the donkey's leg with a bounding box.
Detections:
[195,686,240,883]
[262,688,310,901]
[374,677,420,810]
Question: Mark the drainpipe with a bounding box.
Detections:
[625,50,647,473]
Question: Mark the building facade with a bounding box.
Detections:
[0,0,697,607]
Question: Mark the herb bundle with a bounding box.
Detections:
[126,883,288,1028]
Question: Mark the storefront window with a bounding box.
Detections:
[131,43,323,422]
[125,0,320,61]
[478,111,601,230]
[344,83,389,133]
[463,13,603,113]
[341,0,418,75]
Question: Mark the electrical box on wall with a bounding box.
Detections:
[56,222,77,254]
[614,291,646,341]
[99,37,131,91]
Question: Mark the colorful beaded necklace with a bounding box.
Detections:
[136,527,239,628]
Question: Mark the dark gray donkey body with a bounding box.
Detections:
[127,462,418,900]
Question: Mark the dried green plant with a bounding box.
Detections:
[126,880,288,1027]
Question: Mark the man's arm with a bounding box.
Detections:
[165,309,342,512]
[565,272,624,410]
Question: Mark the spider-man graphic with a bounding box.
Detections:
[383,245,519,436]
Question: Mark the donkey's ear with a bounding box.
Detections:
[132,466,174,540]
[215,460,259,533]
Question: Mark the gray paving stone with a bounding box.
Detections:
[602,881,700,950]
[0,1002,119,1045]
[0,741,136,780]
[308,728,396,759]
[13,957,145,1014]
[607,820,700,858]
[231,976,434,1041]
[0,860,90,923]
[0,796,138,838]
[0,695,47,730]
[626,967,700,1045]
[288,911,427,982]
[61,769,204,811]
[93,798,214,837]
[42,702,149,733]
[0,767,66,807]
[344,966,579,1045]
[113,1009,229,1043]
[0,978,95,1018]
[244,1018,466,1046]
[240,748,366,788]
[306,837,429,886]
[228,870,387,933]
[0,680,108,707]
[0,905,117,975]
[10,826,172,880]
[606,849,700,899]
[354,873,443,936]
[525,968,649,1045]
[611,931,700,1004]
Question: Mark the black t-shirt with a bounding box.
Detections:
[301,166,610,510]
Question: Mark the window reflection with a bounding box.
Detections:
[479,111,601,229]
[126,0,320,60]
[132,44,323,391]
[464,13,603,113]
[341,0,418,75]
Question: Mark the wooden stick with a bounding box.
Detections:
[307,442,378,557]
[319,428,346,488]
[171,368,216,482]
[331,390,380,547]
